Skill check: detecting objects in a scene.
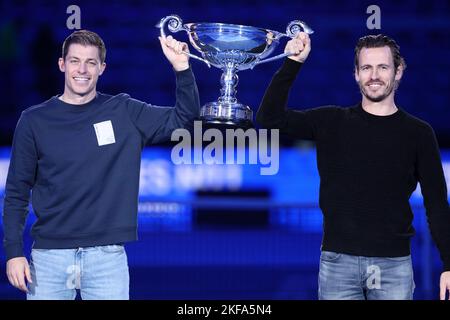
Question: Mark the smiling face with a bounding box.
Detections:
[58,43,106,102]
[355,46,403,103]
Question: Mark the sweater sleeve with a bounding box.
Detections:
[126,67,200,145]
[2,112,37,261]
[416,124,450,271]
[256,58,338,140]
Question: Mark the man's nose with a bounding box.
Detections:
[78,62,87,73]
[370,68,379,79]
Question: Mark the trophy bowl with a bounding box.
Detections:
[157,15,313,127]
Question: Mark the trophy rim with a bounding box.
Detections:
[184,22,284,39]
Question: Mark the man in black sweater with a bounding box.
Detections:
[3,30,200,299]
[256,33,450,300]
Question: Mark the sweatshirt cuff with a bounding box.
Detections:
[175,66,195,86]
[443,258,450,272]
[279,58,303,76]
[5,243,25,261]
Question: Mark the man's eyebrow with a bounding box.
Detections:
[66,56,98,62]
[360,63,391,67]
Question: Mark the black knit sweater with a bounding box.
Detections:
[257,59,450,271]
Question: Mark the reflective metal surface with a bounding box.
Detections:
[157,15,313,126]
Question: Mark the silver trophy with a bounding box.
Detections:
[157,15,313,127]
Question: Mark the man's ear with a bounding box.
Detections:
[395,64,403,81]
[58,58,65,72]
[354,67,360,83]
[99,62,106,76]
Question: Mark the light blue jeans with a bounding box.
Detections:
[318,251,415,300]
[27,245,129,300]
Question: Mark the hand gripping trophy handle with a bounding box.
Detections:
[156,15,314,126]
[156,15,211,68]
[252,20,314,68]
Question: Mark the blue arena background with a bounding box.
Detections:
[1,147,450,299]
[1,0,450,300]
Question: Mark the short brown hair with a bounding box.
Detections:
[354,34,406,72]
[62,29,106,63]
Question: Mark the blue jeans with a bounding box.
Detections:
[27,245,129,300]
[318,251,415,300]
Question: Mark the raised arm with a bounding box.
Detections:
[256,32,336,140]
[126,36,200,145]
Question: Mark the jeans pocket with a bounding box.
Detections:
[31,248,54,258]
[31,248,47,254]
[98,244,125,253]
[384,255,411,262]
[320,251,342,262]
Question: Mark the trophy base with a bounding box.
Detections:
[200,102,253,128]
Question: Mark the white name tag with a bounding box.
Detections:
[93,120,116,146]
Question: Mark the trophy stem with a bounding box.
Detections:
[218,64,238,104]
[199,63,252,126]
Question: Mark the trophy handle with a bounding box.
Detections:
[253,20,314,68]
[156,15,211,68]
